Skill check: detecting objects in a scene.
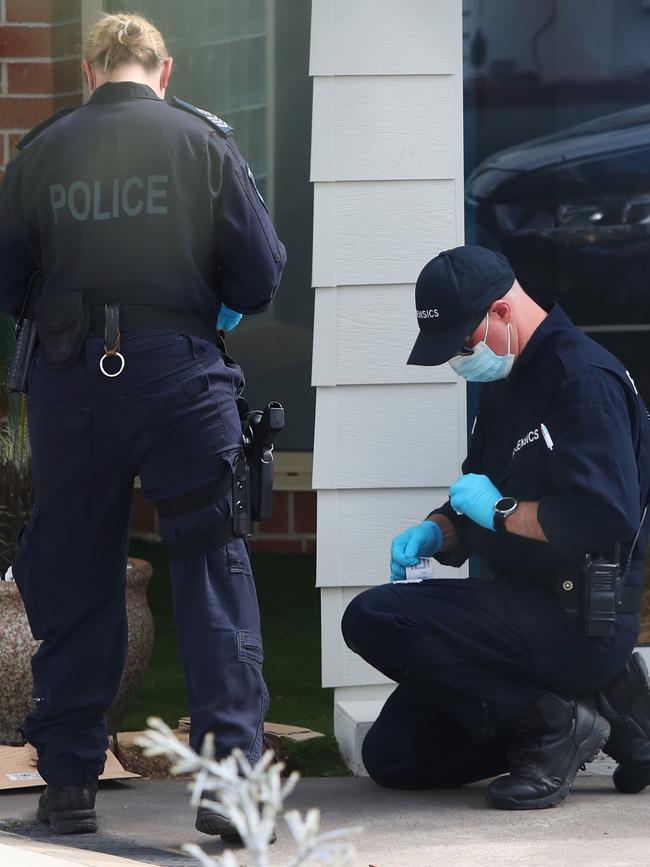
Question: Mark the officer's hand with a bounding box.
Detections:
[217,304,244,332]
[449,473,502,531]
[390,521,443,582]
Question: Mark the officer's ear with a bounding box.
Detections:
[489,299,513,325]
[82,60,96,95]
[159,57,173,95]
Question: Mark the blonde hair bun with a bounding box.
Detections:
[85,12,169,72]
[117,18,145,44]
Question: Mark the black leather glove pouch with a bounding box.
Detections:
[34,291,89,369]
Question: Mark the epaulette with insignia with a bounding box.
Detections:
[17,105,77,151]
[169,96,234,137]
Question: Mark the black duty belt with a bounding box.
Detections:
[495,571,643,615]
[89,304,216,344]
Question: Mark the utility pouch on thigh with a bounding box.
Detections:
[34,290,89,369]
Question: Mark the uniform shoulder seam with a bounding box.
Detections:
[168,96,234,137]
[17,105,77,150]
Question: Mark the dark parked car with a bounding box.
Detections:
[467,105,650,326]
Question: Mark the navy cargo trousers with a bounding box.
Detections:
[342,579,638,789]
[12,331,268,787]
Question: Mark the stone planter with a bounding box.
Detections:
[0,557,154,745]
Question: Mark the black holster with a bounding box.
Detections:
[34,290,89,369]
[239,399,285,522]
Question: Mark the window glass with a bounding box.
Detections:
[464,0,650,400]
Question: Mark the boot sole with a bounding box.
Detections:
[195,811,239,839]
[487,716,611,810]
[195,810,276,844]
[38,806,97,835]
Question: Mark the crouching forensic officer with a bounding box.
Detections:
[342,245,650,810]
[0,13,285,838]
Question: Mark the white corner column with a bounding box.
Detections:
[309,0,467,773]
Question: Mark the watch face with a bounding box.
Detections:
[496,497,517,514]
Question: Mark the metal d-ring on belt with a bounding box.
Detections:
[100,302,125,377]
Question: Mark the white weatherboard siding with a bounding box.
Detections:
[310,0,465,772]
[311,75,458,181]
[312,285,461,386]
[316,488,462,588]
[312,383,463,490]
[310,0,459,75]
[312,180,458,288]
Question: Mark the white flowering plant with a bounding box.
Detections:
[136,718,359,867]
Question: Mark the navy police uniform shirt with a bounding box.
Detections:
[435,305,650,593]
[0,81,286,320]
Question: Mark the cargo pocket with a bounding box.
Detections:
[12,506,49,639]
[226,538,252,575]
[237,630,264,668]
[28,399,91,499]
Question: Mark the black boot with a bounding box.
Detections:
[597,651,650,793]
[36,781,98,834]
[486,693,610,810]
[195,792,277,845]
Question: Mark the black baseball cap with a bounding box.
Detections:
[407,245,516,366]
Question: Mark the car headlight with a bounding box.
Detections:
[495,194,650,245]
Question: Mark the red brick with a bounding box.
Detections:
[294,491,317,534]
[0,95,57,127]
[130,488,157,535]
[248,538,304,555]
[8,58,80,93]
[259,490,289,534]
[0,26,52,58]
[7,0,80,22]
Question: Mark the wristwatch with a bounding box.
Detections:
[493,497,519,532]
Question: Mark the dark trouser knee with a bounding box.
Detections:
[341,586,391,660]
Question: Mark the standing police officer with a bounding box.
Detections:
[0,13,285,838]
[342,245,650,810]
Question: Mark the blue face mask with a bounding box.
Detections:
[448,315,515,382]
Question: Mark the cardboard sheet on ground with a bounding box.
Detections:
[0,744,139,790]
[177,717,324,744]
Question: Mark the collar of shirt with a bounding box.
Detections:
[510,303,575,380]
[87,81,161,104]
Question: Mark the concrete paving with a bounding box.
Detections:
[1,774,649,867]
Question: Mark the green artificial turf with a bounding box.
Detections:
[125,539,349,777]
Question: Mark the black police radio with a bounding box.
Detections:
[581,547,622,637]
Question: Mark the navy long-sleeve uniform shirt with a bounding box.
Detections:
[0,81,286,320]
[435,305,650,594]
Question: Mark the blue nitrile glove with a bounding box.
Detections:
[449,473,502,531]
[390,520,443,582]
[217,304,243,332]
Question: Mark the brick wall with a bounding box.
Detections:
[130,486,317,555]
[0,0,83,180]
